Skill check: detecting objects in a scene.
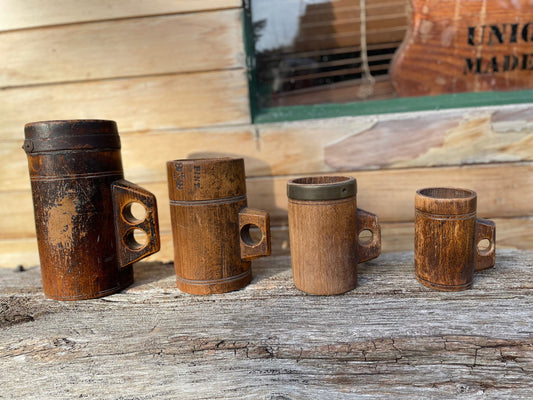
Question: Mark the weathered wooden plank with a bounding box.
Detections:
[0,0,241,31]
[324,107,533,170]
[0,69,250,141]
[0,239,39,268]
[141,106,533,175]
[3,105,533,191]
[0,250,532,398]
[2,163,532,243]
[0,10,243,87]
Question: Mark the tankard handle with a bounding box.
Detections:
[238,207,271,261]
[112,179,161,268]
[356,208,381,263]
[475,218,496,271]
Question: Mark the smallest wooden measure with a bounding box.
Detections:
[287,176,381,295]
[415,187,496,291]
[167,158,271,295]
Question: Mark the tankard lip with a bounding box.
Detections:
[416,187,476,200]
[167,156,239,164]
[24,119,118,138]
[25,119,116,127]
[415,187,477,215]
[287,176,356,201]
[23,120,120,154]
[166,157,246,201]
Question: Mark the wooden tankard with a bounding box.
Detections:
[287,176,381,295]
[23,120,160,300]
[167,158,271,294]
[415,187,496,291]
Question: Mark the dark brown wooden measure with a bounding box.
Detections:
[167,157,271,294]
[415,187,496,291]
[287,176,381,295]
[23,120,160,300]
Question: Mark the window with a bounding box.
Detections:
[245,0,533,122]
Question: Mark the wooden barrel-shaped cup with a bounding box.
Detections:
[167,158,271,294]
[287,176,381,295]
[415,187,496,291]
[23,120,160,300]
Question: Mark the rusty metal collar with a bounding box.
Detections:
[287,176,356,201]
[23,120,121,154]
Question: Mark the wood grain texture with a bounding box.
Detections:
[23,120,159,300]
[0,10,244,87]
[289,197,359,295]
[0,69,249,141]
[0,0,241,31]
[287,176,380,295]
[166,158,270,294]
[3,105,533,192]
[105,104,533,173]
[414,188,495,291]
[0,250,532,398]
[2,163,533,242]
[390,0,533,96]
[381,217,533,254]
[2,216,531,268]
[324,108,533,170]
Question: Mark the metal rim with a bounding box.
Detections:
[23,120,120,154]
[287,176,356,201]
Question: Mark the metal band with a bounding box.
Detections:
[415,209,477,220]
[169,194,247,206]
[30,171,123,182]
[176,269,251,285]
[287,177,356,201]
[23,134,121,154]
[415,274,472,291]
[44,285,121,301]
[288,197,354,207]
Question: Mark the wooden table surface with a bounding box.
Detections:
[1,250,532,399]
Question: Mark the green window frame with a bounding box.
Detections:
[243,2,533,124]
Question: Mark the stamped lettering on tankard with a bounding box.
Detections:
[174,163,185,190]
[193,166,201,189]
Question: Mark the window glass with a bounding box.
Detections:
[249,0,533,115]
[251,0,409,108]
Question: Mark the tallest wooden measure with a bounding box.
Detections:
[390,0,533,96]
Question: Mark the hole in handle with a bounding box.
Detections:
[477,238,493,256]
[358,229,374,246]
[124,228,148,251]
[122,202,146,224]
[240,223,263,246]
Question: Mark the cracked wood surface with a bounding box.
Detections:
[0,250,532,399]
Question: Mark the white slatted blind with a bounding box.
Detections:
[252,0,409,107]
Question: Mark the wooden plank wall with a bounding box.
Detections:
[1,1,533,267]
